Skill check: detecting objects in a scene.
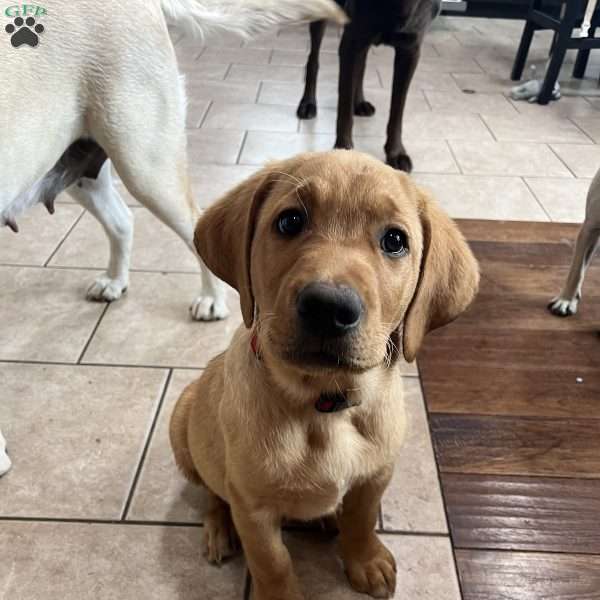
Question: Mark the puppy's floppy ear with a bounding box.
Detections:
[194,165,279,328]
[402,189,479,362]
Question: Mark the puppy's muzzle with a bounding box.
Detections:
[297,282,363,338]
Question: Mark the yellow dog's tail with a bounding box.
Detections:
[160,0,347,39]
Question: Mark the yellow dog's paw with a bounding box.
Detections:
[344,538,397,599]
[202,506,240,565]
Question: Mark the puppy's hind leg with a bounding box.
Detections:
[68,160,133,302]
[170,385,203,485]
[203,492,240,565]
[548,224,599,316]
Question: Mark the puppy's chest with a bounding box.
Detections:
[259,416,385,519]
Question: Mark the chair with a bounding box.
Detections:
[511,0,600,104]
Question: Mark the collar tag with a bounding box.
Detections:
[315,392,351,413]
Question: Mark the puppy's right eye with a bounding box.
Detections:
[276,209,305,237]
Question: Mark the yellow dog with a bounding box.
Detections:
[170,151,479,600]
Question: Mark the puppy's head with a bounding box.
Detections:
[195,151,478,371]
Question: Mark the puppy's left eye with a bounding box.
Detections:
[276,209,305,237]
[381,228,408,256]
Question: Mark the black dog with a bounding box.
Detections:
[297,0,440,172]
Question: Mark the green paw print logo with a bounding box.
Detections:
[4,4,47,48]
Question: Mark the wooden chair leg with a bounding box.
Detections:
[538,44,567,104]
[573,27,595,78]
[538,0,583,104]
[512,20,536,80]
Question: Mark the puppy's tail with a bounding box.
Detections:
[160,0,347,39]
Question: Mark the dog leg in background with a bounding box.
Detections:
[0,428,11,476]
[335,33,371,150]
[548,224,600,316]
[93,49,229,321]
[297,20,328,119]
[549,171,600,317]
[114,152,229,321]
[353,49,376,117]
[338,470,396,599]
[68,161,133,302]
[384,38,421,172]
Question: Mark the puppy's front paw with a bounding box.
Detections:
[86,274,128,302]
[297,99,317,120]
[190,295,230,321]
[548,296,579,317]
[343,536,396,599]
[354,100,376,117]
[386,152,413,173]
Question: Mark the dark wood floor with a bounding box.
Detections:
[418,220,600,600]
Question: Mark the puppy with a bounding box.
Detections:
[548,168,600,317]
[0,0,345,320]
[297,0,441,172]
[170,151,478,599]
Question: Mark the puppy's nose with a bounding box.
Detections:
[297,282,363,337]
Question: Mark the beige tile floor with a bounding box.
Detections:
[1,14,599,600]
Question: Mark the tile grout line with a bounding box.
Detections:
[445,140,463,175]
[567,116,595,144]
[0,263,203,275]
[222,62,233,81]
[416,369,466,600]
[121,369,174,521]
[235,131,249,165]
[254,80,263,104]
[76,303,110,364]
[0,515,203,528]
[421,89,433,111]
[522,177,553,222]
[478,113,498,142]
[43,207,87,268]
[0,358,207,371]
[546,143,579,178]
[197,99,214,129]
[0,357,417,379]
[0,514,452,539]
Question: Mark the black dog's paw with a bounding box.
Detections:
[334,138,354,150]
[386,152,413,172]
[297,100,317,120]
[5,16,44,48]
[354,101,376,117]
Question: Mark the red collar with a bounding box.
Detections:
[249,333,355,413]
[250,332,261,358]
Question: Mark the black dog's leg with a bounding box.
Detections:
[297,20,327,119]
[335,32,370,150]
[385,39,420,172]
[354,51,375,117]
